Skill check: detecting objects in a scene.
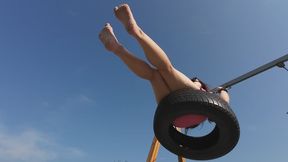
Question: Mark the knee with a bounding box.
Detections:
[147,66,174,81]
[150,69,162,81]
[157,64,174,74]
[138,68,156,81]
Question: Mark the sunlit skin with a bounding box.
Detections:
[99,3,229,109]
[193,80,202,89]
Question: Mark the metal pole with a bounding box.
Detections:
[211,54,288,92]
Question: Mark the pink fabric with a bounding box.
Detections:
[173,88,208,128]
[173,114,207,128]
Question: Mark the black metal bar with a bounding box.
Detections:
[211,54,288,92]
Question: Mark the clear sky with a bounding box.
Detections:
[0,0,288,162]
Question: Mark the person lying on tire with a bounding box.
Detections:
[99,3,230,128]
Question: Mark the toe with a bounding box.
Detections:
[120,3,129,8]
[114,6,118,11]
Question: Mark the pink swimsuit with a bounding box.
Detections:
[173,88,208,128]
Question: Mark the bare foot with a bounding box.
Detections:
[99,23,121,52]
[114,4,142,36]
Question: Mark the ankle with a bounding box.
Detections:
[131,27,145,39]
[113,44,125,55]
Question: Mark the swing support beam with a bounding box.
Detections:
[212,54,288,92]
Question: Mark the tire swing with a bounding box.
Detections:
[153,54,288,160]
[153,88,240,160]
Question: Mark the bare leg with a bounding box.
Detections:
[99,23,172,102]
[114,4,199,91]
[99,23,154,80]
[114,4,171,70]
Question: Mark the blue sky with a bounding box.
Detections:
[0,0,288,162]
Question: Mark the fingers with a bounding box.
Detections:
[217,87,228,93]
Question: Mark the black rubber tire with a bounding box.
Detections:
[153,88,240,160]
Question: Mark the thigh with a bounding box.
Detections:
[149,68,199,103]
[149,70,171,103]
[158,67,199,91]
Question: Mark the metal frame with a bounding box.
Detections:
[211,54,288,92]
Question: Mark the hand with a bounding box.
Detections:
[216,87,228,93]
[217,87,230,103]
